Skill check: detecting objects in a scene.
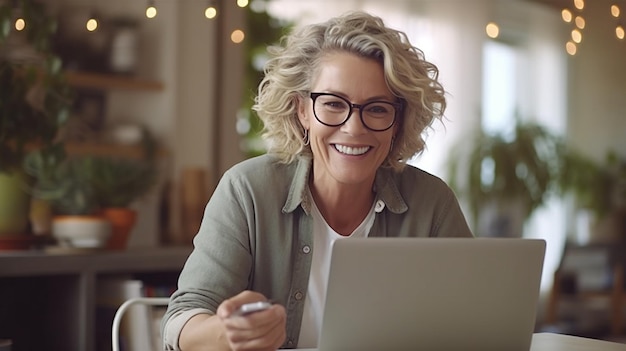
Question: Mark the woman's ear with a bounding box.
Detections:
[296,95,310,130]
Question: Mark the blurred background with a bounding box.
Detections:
[1,0,625,349]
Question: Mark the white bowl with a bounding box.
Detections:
[52,216,112,249]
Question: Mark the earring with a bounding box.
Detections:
[303,129,310,146]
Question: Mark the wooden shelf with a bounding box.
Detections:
[26,142,167,159]
[0,246,191,277]
[65,71,164,92]
[64,142,168,159]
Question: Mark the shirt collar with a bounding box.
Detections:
[283,155,313,214]
[283,156,408,215]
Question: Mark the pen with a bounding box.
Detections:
[230,300,274,317]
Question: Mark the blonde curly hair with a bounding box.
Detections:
[253,11,446,171]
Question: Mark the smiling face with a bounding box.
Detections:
[298,52,398,189]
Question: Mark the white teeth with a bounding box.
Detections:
[334,144,370,155]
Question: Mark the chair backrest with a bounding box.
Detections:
[112,297,170,351]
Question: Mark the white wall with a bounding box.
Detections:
[566,1,626,161]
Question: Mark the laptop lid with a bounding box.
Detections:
[317,238,546,351]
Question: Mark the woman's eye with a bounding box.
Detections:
[325,101,347,109]
[367,104,391,114]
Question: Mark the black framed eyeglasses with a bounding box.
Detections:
[309,92,401,132]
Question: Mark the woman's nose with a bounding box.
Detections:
[341,108,368,135]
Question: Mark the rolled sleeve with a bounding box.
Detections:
[163,308,213,350]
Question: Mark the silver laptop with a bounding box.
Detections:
[315,238,546,351]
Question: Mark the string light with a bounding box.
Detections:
[574,0,584,11]
[86,17,98,31]
[205,6,217,19]
[566,41,577,55]
[563,2,625,53]
[610,4,623,41]
[485,22,499,39]
[563,0,585,55]
[611,4,620,17]
[562,9,573,22]
[86,5,98,32]
[85,0,99,31]
[574,16,585,29]
[231,29,245,43]
[15,18,25,31]
[205,0,217,19]
[138,0,248,22]
[571,29,582,43]
[146,0,157,19]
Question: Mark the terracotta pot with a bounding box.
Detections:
[101,207,137,250]
[0,234,36,251]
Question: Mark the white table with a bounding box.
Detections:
[293,333,626,350]
[530,333,626,350]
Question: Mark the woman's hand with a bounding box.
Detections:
[217,290,287,351]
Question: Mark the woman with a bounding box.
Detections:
[163,11,473,351]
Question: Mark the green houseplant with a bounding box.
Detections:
[240,7,292,157]
[86,153,158,250]
[24,150,158,249]
[0,0,73,241]
[23,151,100,216]
[449,118,626,240]
[24,129,158,249]
[559,150,626,242]
[22,150,111,249]
[86,129,158,210]
[87,129,158,249]
[87,156,157,208]
[448,120,563,237]
[560,150,626,217]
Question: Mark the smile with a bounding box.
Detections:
[333,144,371,155]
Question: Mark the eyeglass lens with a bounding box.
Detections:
[311,93,396,131]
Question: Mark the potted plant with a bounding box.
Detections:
[24,130,158,250]
[447,120,563,237]
[87,154,158,250]
[0,0,73,246]
[560,150,626,242]
[87,129,158,249]
[24,151,99,215]
[23,150,112,249]
[24,152,158,250]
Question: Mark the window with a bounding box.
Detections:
[482,40,518,138]
[479,27,568,294]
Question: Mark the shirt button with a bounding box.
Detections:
[294,291,304,300]
[375,200,385,213]
[287,339,294,346]
[302,245,311,254]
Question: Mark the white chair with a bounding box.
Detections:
[112,297,170,351]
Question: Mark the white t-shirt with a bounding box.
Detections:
[296,196,378,348]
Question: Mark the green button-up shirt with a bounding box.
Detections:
[164,154,473,348]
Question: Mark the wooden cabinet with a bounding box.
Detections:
[0,247,191,351]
